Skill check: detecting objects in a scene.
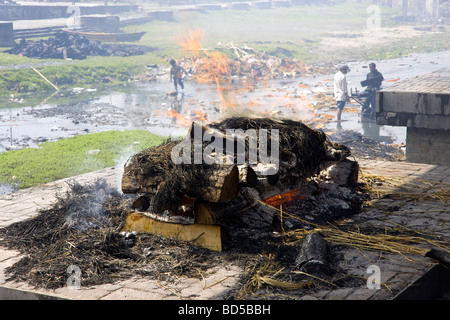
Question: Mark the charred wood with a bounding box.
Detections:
[238,164,257,187]
[295,232,330,275]
[425,248,450,268]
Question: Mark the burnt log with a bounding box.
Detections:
[122,140,239,211]
[238,164,257,187]
[194,192,254,225]
[295,232,330,275]
[199,164,239,203]
[425,248,450,268]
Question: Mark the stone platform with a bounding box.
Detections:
[376,68,450,166]
[0,159,449,300]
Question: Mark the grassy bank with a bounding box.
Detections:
[0,130,166,190]
[0,56,146,98]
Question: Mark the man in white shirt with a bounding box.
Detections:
[333,65,350,122]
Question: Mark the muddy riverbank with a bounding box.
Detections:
[1,50,449,159]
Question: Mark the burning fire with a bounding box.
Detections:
[178,29,205,56]
[176,28,237,118]
[167,27,333,129]
[263,189,307,207]
[166,108,192,127]
[177,29,229,85]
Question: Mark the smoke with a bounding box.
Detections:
[112,142,141,193]
[63,179,114,231]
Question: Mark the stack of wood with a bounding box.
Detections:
[121,117,357,227]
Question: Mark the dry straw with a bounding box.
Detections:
[358,171,450,203]
[259,201,450,260]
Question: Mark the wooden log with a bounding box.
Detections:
[194,201,218,225]
[121,173,158,194]
[200,164,239,202]
[121,211,224,252]
[425,248,450,268]
[238,164,257,187]
[295,232,330,275]
[123,162,238,206]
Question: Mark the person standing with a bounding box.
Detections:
[361,62,384,119]
[169,59,186,92]
[334,65,350,122]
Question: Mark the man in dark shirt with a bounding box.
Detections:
[361,62,384,119]
[169,59,186,92]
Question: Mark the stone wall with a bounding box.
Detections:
[80,15,120,33]
[0,23,14,47]
[0,4,138,21]
[376,68,450,130]
[406,127,450,166]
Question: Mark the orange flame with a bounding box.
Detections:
[177,29,205,56]
[263,189,307,207]
[192,109,207,122]
[177,28,236,117]
[167,109,192,127]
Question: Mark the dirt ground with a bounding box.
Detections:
[320,25,447,51]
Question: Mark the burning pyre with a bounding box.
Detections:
[0,117,367,294]
[177,30,333,84]
[121,117,363,236]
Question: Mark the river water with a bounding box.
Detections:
[0,50,449,154]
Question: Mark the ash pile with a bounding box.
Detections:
[4,31,153,60]
[122,117,364,241]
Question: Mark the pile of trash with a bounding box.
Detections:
[4,31,154,60]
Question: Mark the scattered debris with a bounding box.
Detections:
[171,38,334,85]
[327,130,405,161]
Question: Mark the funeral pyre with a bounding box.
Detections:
[0,117,368,293]
[121,117,361,230]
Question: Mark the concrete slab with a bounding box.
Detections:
[0,158,449,300]
[376,68,450,130]
[376,68,450,166]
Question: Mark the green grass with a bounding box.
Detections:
[0,130,167,190]
[0,57,142,95]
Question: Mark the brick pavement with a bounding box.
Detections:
[0,159,449,300]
